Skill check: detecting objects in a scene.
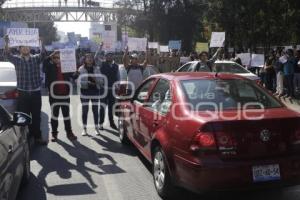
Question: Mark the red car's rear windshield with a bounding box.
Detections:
[180,79,282,111]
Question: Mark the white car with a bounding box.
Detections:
[0,62,18,113]
[176,60,260,81]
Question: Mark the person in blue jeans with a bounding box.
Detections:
[283,49,297,98]
[78,53,102,136]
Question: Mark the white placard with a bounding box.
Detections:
[128,37,147,52]
[60,48,77,73]
[279,56,287,64]
[102,31,117,52]
[237,53,251,66]
[180,57,190,64]
[159,45,169,53]
[251,54,265,67]
[148,42,159,49]
[284,46,293,50]
[297,45,300,50]
[7,28,39,47]
[210,32,225,48]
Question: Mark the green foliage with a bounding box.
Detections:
[28,22,59,45]
[116,0,300,53]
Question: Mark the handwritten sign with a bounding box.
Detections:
[251,54,265,67]
[60,48,77,73]
[196,42,208,52]
[128,37,147,52]
[159,45,169,53]
[237,53,251,66]
[168,40,181,50]
[210,32,225,48]
[7,28,39,47]
[148,42,159,49]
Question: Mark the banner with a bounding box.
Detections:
[128,37,147,52]
[52,42,65,49]
[195,42,208,52]
[237,53,251,66]
[7,28,39,47]
[160,45,169,53]
[251,54,265,67]
[60,48,77,73]
[284,46,293,50]
[168,40,181,50]
[148,42,159,49]
[210,32,225,48]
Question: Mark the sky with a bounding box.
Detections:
[55,22,91,37]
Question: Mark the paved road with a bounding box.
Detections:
[18,95,300,200]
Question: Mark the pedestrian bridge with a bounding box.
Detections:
[1,0,141,22]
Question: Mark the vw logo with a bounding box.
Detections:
[260,129,271,142]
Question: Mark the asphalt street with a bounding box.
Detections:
[17,95,300,200]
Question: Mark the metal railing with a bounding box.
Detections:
[2,0,117,8]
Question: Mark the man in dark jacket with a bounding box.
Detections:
[95,44,119,130]
[44,51,77,142]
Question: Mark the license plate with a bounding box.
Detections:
[252,164,281,182]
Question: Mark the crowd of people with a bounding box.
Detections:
[2,32,300,145]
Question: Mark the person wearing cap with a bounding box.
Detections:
[95,43,119,130]
[198,48,222,71]
[4,35,48,145]
[123,47,148,93]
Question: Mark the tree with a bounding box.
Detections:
[28,22,59,45]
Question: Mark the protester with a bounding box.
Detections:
[283,49,297,98]
[95,43,119,130]
[123,47,148,92]
[43,51,77,142]
[78,53,102,136]
[4,35,48,145]
[264,51,276,92]
[274,50,284,97]
[294,50,300,93]
[198,48,222,71]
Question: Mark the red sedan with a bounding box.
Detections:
[117,72,300,198]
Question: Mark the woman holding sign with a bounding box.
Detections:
[78,54,102,136]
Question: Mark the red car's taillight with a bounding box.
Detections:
[0,89,19,99]
[215,132,237,150]
[190,132,217,151]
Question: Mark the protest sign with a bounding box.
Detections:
[297,45,300,50]
[45,45,53,51]
[0,38,5,49]
[196,42,208,52]
[160,45,169,53]
[168,40,181,50]
[228,47,234,53]
[237,53,251,66]
[148,42,159,49]
[7,28,39,47]
[210,32,225,48]
[251,54,265,67]
[102,31,117,51]
[60,48,77,73]
[79,37,89,48]
[284,46,293,50]
[128,37,147,52]
[52,42,65,49]
[180,57,190,64]
[279,56,287,64]
[67,32,77,45]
